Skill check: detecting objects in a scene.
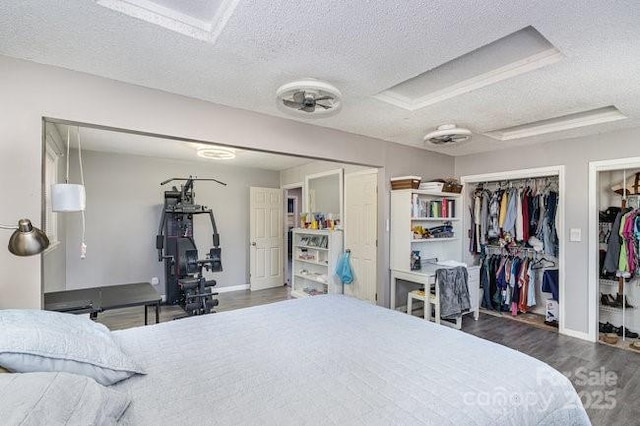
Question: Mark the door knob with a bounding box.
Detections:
[251,242,256,246]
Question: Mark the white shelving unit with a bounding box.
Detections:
[291,229,343,298]
[389,189,479,326]
[390,189,463,270]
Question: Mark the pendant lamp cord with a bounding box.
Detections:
[77,127,87,259]
[65,126,70,184]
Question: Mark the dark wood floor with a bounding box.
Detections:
[99,287,638,426]
[462,314,640,426]
[96,285,292,330]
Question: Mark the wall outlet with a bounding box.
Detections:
[151,277,159,286]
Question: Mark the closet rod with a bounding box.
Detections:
[473,176,558,188]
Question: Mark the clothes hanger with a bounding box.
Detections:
[531,254,556,269]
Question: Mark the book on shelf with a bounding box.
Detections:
[410,196,456,218]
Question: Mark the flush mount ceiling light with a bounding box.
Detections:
[276,79,342,118]
[424,124,472,146]
[484,106,627,141]
[197,147,236,160]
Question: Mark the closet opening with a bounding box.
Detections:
[590,159,640,351]
[461,166,565,335]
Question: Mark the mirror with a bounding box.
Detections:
[305,169,343,224]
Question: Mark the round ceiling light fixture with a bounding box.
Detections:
[276,79,342,118]
[197,147,236,160]
[423,124,472,146]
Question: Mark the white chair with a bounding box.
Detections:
[406,279,463,330]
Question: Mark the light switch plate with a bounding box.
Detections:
[570,228,582,242]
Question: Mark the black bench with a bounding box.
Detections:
[44,282,161,325]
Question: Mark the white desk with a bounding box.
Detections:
[390,265,480,325]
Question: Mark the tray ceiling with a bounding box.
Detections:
[3,1,640,156]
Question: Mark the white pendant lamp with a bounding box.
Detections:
[51,183,86,212]
[52,127,86,212]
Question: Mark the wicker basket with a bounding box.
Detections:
[390,176,421,190]
[442,182,463,193]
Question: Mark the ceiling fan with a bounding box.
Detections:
[423,124,472,146]
[283,91,334,113]
[276,79,342,118]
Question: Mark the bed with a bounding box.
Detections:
[109,295,589,425]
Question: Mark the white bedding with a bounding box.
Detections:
[113,295,589,425]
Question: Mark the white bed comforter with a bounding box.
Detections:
[113,295,590,425]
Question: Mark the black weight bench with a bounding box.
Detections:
[44,282,162,325]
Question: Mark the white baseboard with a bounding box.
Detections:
[560,328,592,342]
[216,284,250,293]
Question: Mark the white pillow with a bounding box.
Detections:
[0,309,144,386]
[0,372,131,425]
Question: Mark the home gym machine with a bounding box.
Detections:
[156,176,226,316]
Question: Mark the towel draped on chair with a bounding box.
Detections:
[436,266,470,320]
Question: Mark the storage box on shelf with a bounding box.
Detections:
[291,229,343,298]
[390,176,421,190]
[390,189,462,271]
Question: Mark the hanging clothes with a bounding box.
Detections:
[488,190,501,239]
[503,188,518,236]
[480,251,540,314]
[468,180,560,255]
[499,190,508,229]
[522,188,530,242]
[515,188,524,242]
[603,208,629,275]
[480,190,490,245]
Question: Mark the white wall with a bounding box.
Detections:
[0,54,454,309]
[42,124,67,292]
[455,127,640,336]
[57,149,279,293]
[308,173,340,214]
[280,161,368,187]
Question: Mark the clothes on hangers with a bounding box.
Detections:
[480,251,547,315]
[603,207,630,275]
[607,206,640,278]
[469,180,559,255]
[542,269,559,302]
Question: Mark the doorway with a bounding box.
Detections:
[283,184,302,286]
[461,166,566,335]
[589,157,640,348]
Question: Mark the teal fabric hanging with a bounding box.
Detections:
[336,251,354,284]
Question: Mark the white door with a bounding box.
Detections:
[344,170,378,303]
[250,187,284,291]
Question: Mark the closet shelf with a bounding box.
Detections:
[411,237,458,243]
[294,273,329,285]
[295,258,328,266]
[295,244,329,251]
[600,305,636,314]
[411,217,459,221]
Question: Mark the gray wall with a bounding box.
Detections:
[59,150,280,293]
[455,126,640,336]
[0,54,453,309]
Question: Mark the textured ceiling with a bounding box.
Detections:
[3,1,640,156]
[51,124,312,171]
